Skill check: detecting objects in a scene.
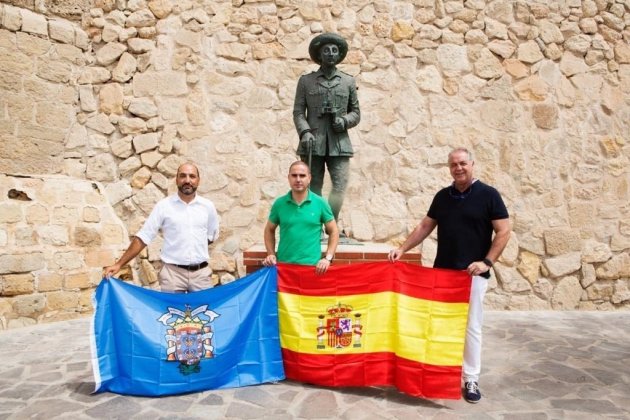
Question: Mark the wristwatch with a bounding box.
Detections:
[324,254,334,263]
[483,258,493,267]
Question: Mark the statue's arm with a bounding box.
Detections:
[343,78,360,129]
[293,76,311,138]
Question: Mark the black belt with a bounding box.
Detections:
[173,261,208,271]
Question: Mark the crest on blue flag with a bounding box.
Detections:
[158,304,220,375]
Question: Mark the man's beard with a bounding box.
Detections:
[178,184,196,195]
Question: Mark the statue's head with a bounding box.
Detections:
[308,33,348,65]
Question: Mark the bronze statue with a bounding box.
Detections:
[293,33,360,223]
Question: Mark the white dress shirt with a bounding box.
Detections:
[136,194,219,266]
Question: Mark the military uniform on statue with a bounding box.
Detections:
[293,32,360,242]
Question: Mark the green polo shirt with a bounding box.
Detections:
[269,190,334,265]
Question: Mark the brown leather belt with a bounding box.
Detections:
[173,262,208,271]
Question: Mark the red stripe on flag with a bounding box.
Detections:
[281,348,462,400]
[277,261,470,303]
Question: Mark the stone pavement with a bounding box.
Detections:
[0,311,628,419]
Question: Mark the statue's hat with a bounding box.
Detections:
[308,33,348,65]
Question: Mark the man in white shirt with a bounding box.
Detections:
[103,162,220,292]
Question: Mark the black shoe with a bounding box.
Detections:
[464,381,481,403]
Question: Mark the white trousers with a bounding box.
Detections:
[463,275,488,383]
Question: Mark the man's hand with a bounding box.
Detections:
[467,260,491,277]
[333,117,345,133]
[388,248,403,262]
[102,263,121,279]
[262,254,277,267]
[315,257,331,275]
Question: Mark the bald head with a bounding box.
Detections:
[177,162,200,178]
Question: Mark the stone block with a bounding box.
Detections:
[85,249,115,267]
[104,181,133,206]
[13,293,46,316]
[36,58,72,84]
[0,202,23,223]
[543,252,581,278]
[64,272,92,289]
[79,288,94,311]
[37,225,69,246]
[20,9,48,37]
[50,251,84,271]
[49,19,75,44]
[112,52,137,82]
[86,154,118,182]
[128,98,157,119]
[0,69,21,93]
[126,9,156,27]
[551,276,582,310]
[78,67,111,84]
[99,83,124,115]
[131,167,152,188]
[37,272,63,292]
[118,116,146,134]
[0,252,45,274]
[139,258,157,286]
[2,5,22,31]
[612,280,630,304]
[581,239,612,263]
[155,154,181,177]
[45,290,79,311]
[517,251,541,284]
[141,150,163,168]
[35,102,73,129]
[133,132,159,153]
[149,0,173,19]
[95,42,127,66]
[494,265,532,292]
[532,103,558,129]
[83,206,100,222]
[132,183,164,214]
[543,228,581,256]
[75,27,89,50]
[1,273,35,296]
[596,253,630,280]
[586,281,614,301]
[52,205,79,225]
[119,156,142,176]
[133,71,188,97]
[15,227,37,246]
[74,225,102,247]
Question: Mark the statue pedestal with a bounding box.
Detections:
[243,242,422,274]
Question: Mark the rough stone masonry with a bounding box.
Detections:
[0,0,629,328]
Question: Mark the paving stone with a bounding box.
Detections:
[0,313,628,418]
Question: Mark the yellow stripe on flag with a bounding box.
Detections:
[278,291,469,367]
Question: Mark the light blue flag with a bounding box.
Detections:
[91,266,284,396]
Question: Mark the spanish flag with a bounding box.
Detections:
[278,261,471,399]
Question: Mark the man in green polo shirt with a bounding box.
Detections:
[263,161,339,275]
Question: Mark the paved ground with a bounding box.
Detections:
[0,311,628,419]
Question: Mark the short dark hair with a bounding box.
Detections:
[289,160,310,174]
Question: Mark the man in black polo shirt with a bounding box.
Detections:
[388,147,510,403]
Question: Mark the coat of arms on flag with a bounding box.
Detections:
[158,305,220,375]
[277,262,471,400]
[91,268,284,397]
[317,303,363,349]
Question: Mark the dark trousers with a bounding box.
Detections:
[302,155,350,220]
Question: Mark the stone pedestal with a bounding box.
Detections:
[243,242,421,274]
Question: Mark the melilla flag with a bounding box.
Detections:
[278,261,471,400]
[91,266,284,396]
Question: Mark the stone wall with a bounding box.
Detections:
[0,0,629,328]
[0,175,130,328]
